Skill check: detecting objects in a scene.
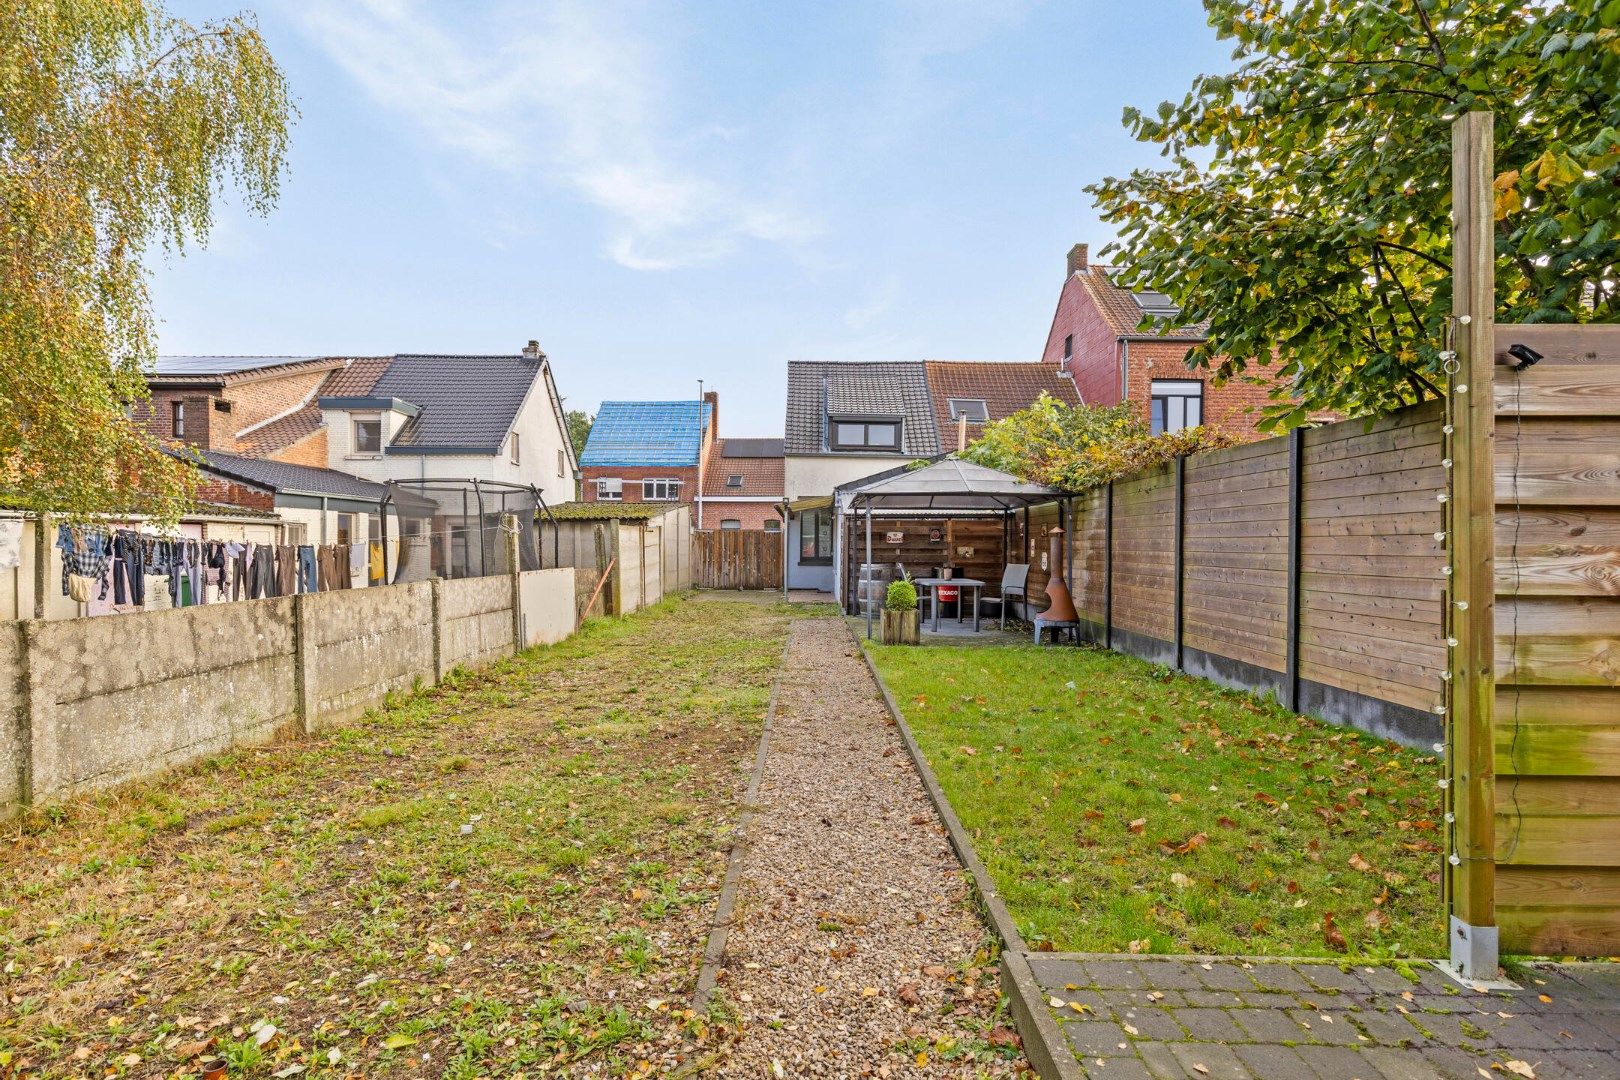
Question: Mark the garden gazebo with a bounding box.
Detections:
[840,457,1060,638]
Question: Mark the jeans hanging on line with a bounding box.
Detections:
[298,545,318,594]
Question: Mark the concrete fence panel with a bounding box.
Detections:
[441,575,517,671]
[519,569,576,647]
[2,626,27,814]
[299,581,436,733]
[24,599,299,804]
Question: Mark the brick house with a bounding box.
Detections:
[579,394,716,512]
[1040,243,1282,440]
[136,355,391,467]
[701,438,785,532]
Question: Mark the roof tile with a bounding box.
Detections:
[924,361,1083,447]
[784,361,937,456]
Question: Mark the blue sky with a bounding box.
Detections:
[154,1,1233,436]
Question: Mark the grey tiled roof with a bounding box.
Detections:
[372,354,542,453]
[784,361,939,456]
[195,450,391,500]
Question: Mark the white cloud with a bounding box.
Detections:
[283,0,815,269]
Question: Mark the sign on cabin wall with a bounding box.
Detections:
[957,546,974,558]
[884,531,904,544]
[928,527,943,543]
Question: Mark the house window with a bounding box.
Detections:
[1150,380,1204,436]
[642,478,681,502]
[829,417,901,452]
[557,448,565,477]
[353,416,382,454]
[799,507,833,564]
[726,474,744,488]
[337,513,354,546]
[509,432,520,464]
[1063,334,1073,363]
[171,402,185,438]
[947,399,989,423]
[763,519,781,533]
[595,478,623,502]
[720,519,742,530]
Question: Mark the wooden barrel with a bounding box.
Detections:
[855,562,897,614]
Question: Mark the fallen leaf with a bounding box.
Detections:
[897,982,921,1005]
[1067,1001,1093,1015]
[916,1051,928,1067]
[1503,1061,1536,1078]
[957,746,977,756]
[1348,853,1374,873]
[1174,833,1209,855]
[1364,909,1391,932]
[1538,994,1553,1003]
[1193,1065,1210,1075]
[1322,912,1347,952]
[1128,818,1147,834]
[1170,872,1192,889]
[382,1034,417,1050]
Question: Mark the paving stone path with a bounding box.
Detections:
[713,617,1029,1077]
[1032,953,1620,1079]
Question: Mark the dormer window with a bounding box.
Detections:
[353,416,383,454]
[829,416,901,452]
[947,399,989,423]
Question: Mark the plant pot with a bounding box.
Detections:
[881,607,919,645]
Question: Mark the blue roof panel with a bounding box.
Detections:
[580,401,713,466]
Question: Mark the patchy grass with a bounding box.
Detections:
[0,595,789,1077]
[865,641,1447,959]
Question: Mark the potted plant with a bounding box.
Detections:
[881,573,920,645]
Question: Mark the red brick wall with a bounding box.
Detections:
[227,370,330,432]
[194,476,275,511]
[700,502,783,531]
[1125,340,1282,442]
[580,465,700,504]
[136,370,330,453]
[1040,276,1121,406]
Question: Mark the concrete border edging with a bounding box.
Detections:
[847,622,1082,1080]
[691,635,789,1012]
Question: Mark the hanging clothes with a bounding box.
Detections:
[368,541,385,584]
[111,530,146,606]
[55,525,112,601]
[275,545,297,597]
[336,543,354,589]
[296,545,317,594]
[256,543,279,598]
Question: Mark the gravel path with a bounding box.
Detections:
[714,618,1030,1077]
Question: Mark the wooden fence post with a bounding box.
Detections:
[1103,482,1114,650]
[1285,428,1304,712]
[1447,109,1498,982]
[1173,457,1185,671]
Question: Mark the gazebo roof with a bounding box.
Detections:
[843,457,1059,510]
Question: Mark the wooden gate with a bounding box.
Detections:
[694,529,784,590]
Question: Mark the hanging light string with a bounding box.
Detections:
[1437,318,1462,891]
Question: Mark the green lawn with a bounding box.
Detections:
[865,641,1447,959]
[0,596,794,1078]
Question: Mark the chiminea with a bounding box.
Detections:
[1044,526,1079,622]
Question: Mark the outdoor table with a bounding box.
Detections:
[913,577,985,633]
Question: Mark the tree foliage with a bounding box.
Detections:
[565,409,594,458]
[1089,0,1620,429]
[1,0,293,520]
[960,394,1237,493]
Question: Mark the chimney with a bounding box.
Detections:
[702,390,719,443]
[1067,243,1089,277]
[521,339,544,361]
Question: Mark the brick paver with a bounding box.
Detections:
[1035,955,1620,1079]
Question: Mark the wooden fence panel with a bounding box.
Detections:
[1182,438,1290,674]
[1110,466,1176,643]
[1297,403,1448,714]
[1493,324,1620,956]
[694,529,785,591]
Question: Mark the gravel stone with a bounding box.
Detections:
[714,619,1028,1076]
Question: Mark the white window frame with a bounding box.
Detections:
[352,414,383,456]
[595,477,623,502]
[642,477,682,502]
[171,401,186,439]
[719,519,742,530]
[509,431,520,464]
[557,448,566,477]
[1150,380,1204,436]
